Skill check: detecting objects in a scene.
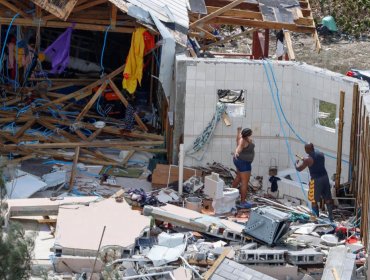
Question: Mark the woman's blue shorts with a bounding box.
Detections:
[233,157,252,172]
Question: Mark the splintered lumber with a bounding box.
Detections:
[76,82,108,121]
[69,146,80,190]
[14,119,36,138]
[152,164,202,187]
[108,79,148,132]
[190,0,245,28]
[87,128,103,141]
[6,140,163,149]
[204,248,232,280]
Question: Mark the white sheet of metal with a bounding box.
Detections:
[110,0,189,29]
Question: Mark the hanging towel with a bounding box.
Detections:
[44,26,73,74]
[186,102,227,161]
[122,27,146,94]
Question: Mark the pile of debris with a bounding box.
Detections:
[3,166,366,280]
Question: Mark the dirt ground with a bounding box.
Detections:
[290,34,370,74]
[211,32,370,75]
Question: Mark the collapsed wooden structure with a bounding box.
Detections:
[188,0,320,59]
[0,0,369,253]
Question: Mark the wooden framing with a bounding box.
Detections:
[190,0,319,52]
[31,0,79,21]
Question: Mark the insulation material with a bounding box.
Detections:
[54,198,150,256]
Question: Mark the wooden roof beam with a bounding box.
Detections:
[43,0,108,21]
[0,17,135,33]
[110,2,117,28]
[205,0,259,11]
[208,16,316,33]
[190,0,245,28]
[205,6,263,20]
[0,0,30,18]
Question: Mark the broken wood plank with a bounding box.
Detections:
[76,82,108,121]
[284,31,295,60]
[37,119,80,141]
[222,112,231,126]
[107,79,148,132]
[190,0,245,28]
[87,128,103,142]
[204,248,232,280]
[34,46,160,112]
[122,150,135,165]
[14,119,36,139]
[6,140,163,149]
[69,146,80,191]
[0,0,30,18]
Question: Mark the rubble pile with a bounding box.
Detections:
[3,166,367,280]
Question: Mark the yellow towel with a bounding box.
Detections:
[122,27,146,94]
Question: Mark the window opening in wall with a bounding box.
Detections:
[314,99,337,132]
[217,89,246,117]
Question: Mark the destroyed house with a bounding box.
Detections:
[0,0,369,279]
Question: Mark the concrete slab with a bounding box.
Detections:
[54,198,150,256]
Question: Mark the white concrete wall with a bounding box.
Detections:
[179,57,359,186]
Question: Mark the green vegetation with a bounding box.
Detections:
[0,166,34,280]
[311,0,370,37]
[318,100,337,129]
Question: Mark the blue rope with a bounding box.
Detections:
[0,13,19,75]
[100,25,111,74]
[265,60,353,183]
[14,25,20,92]
[264,59,349,165]
[262,60,310,206]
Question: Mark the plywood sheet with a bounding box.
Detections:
[152,164,202,187]
[55,198,150,253]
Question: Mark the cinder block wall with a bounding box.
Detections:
[175,56,360,184]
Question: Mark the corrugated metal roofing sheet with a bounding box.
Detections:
[110,0,189,29]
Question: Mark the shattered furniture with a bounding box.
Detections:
[243,206,291,245]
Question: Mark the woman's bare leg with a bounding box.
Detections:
[232,171,241,188]
[240,171,251,202]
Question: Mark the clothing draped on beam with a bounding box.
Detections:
[122,28,155,94]
[44,26,74,74]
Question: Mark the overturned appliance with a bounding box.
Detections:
[243,206,291,245]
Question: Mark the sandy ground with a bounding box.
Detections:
[290,34,370,74]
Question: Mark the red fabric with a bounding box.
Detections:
[143,31,155,53]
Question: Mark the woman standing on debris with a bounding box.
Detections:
[232,127,255,209]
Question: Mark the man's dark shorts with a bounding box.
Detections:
[308,175,332,203]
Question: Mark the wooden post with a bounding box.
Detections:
[264,29,269,57]
[349,84,359,192]
[335,91,345,190]
[69,146,80,191]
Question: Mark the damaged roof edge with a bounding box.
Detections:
[151,12,176,98]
